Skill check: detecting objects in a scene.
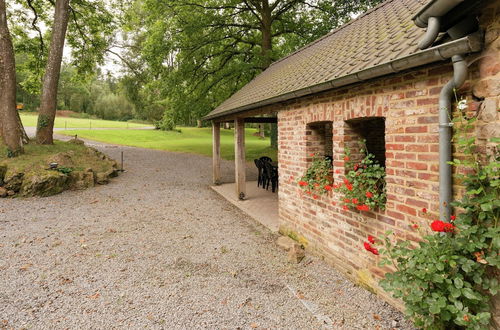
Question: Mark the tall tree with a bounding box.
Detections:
[120,0,384,125]
[0,0,23,155]
[36,0,70,144]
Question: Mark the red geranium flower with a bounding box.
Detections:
[309,153,315,157]
[370,248,379,255]
[324,185,332,191]
[363,242,372,251]
[298,181,308,186]
[367,235,375,244]
[352,198,358,204]
[411,224,419,229]
[344,198,350,203]
[346,184,353,191]
[365,191,373,198]
[422,208,427,213]
[343,178,350,185]
[354,164,359,171]
[443,223,455,232]
[335,169,341,174]
[306,191,312,195]
[357,204,370,211]
[430,220,445,232]
[342,205,348,211]
[313,195,319,200]
[344,156,350,161]
[450,215,456,221]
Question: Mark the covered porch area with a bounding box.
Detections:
[210,115,279,232]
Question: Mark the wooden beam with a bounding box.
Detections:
[244,117,277,123]
[234,118,246,200]
[212,122,221,185]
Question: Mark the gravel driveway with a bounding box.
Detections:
[0,139,414,329]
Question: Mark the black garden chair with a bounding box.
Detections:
[254,159,264,187]
[263,161,278,193]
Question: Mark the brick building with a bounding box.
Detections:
[204,0,499,315]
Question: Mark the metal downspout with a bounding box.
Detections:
[438,54,467,221]
[419,17,441,49]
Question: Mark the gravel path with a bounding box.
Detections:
[0,140,414,329]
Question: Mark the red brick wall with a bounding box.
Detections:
[275,2,500,307]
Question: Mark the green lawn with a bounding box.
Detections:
[60,127,277,161]
[20,113,150,129]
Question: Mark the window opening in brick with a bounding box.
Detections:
[306,121,333,161]
[344,117,385,167]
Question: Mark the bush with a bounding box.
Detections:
[156,110,176,131]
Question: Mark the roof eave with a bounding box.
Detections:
[203,32,482,122]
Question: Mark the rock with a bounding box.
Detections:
[3,172,24,192]
[0,165,7,186]
[478,98,498,122]
[20,171,69,197]
[95,172,110,185]
[288,244,305,263]
[68,138,85,145]
[68,171,95,190]
[277,236,297,251]
[0,187,7,198]
[49,152,75,168]
[7,190,15,196]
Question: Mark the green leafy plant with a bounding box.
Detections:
[56,166,73,174]
[366,102,499,329]
[334,143,386,211]
[297,153,333,198]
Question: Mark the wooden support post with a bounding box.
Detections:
[212,121,221,185]
[234,118,246,200]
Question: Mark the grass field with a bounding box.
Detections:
[60,127,277,161]
[20,113,150,129]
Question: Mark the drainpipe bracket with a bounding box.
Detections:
[439,123,454,128]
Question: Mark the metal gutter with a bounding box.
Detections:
[203,32,482,121]
[412,0,465,27]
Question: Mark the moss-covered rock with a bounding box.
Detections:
[20,171,69,197]
[0,140,119,198]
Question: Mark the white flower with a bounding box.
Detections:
[457,99,468,111]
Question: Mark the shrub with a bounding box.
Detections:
[297,154,333,197]
[334,143,386,212]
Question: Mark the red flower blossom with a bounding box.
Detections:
[306,191,312,195]
[346,184,353,191]
[363,242,379,255]
[298,181,308,186]
[430,220,445,232]
[331,201,336,206]
[422,208,427,213]
[335,169,341,174]
[430,220,455,232]
[313,195,319,200]
[324,185,332,191]
[309,153,315,157]
[352,198,358,204]
[450,215,456,221]
[344,198,350,203]
[342,205,348,211]
[354,164,359,171]
[443,223,455,232]
[357,204,370,211]
[411,224,419,229]
[367,235,375,244]
[365,191,373,198]
[343,178,350,185]
[344,156,350,161]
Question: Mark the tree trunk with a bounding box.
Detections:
[36,0,70,144]
[260,0,272,70]
[258,124,265,138]
[0,0,23,155]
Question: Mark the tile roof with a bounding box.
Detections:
[206,0,431,120]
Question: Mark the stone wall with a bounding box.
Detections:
[275,2,499,309]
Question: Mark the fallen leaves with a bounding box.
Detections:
[19,263,33,271]
[88,292,100,299]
